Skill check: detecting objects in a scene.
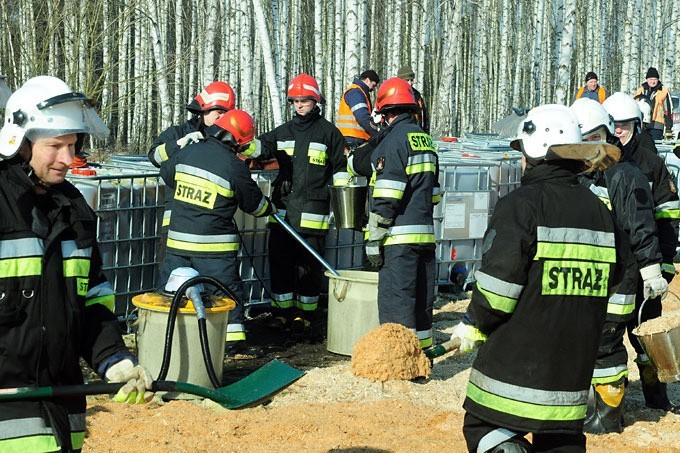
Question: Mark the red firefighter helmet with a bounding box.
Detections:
[375,77,416,113]
[195,81,236,112]
[213,109,255,148]
[287,74,321,102]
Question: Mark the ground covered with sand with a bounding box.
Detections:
[82,275,680,452]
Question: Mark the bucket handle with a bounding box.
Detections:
[333,279,349,303]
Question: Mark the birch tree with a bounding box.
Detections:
[252,0,283,125]
[554,0,576,104]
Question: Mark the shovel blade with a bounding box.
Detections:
[213,359,305,409]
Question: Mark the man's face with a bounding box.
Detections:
[584,127,605,142]
[292,98,315,116]
[586,78,598,90]
[614,121,634,145]
[647,77,659,88]
[203,109,227,126]
[365,79,378,92]
[26,134,77,186]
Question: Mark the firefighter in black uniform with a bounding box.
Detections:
[365,77,439,349]
[571,98,667,433]
[243,74,348,331]
[159,110,274,352]
[0,76,154,451]
[450,104,628,452]
[148,82,236,266]
[603,92,680,412]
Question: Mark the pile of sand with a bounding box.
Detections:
[351,323,431,382]
[635,312,680,336]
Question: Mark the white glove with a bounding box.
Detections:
[176,131,204,149]
[450,321,487,353]
[370,109,384,125]
[105,359,154,404]
[640,264,669,300]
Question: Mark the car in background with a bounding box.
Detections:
[671,92,680,139]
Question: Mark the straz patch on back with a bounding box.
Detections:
[175,181,216,209]
[541,260,609,297]
[407,132,435,151]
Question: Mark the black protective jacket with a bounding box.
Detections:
[464,161,628,434]
[579,160,661,320]
[148,116,203,230]
[623,131,680,276]
[256,107,348,235]
[0,161,130,451]
[160,137,273,257]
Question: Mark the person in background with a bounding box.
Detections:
[366,77,439,351]
[571,98,667,433]
[396,65,429,134]
[603,92,680,412]
[0,76,154,452]
[575,71,607,103]
[337,70,380,149]
[158,109,273,355]
[450,104,627,452]
[633,67,673,141]
[148,82,236,268]
[244,74,348,338]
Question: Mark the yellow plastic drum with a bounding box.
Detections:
[132,292,235,396]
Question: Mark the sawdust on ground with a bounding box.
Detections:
[351,323,431,382]
[83,272,680,452]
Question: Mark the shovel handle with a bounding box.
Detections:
[425,337,462,359]
[272,213,340,276]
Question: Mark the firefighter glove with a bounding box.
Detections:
[280,179,293,197]
[640,263,668,300]
[450,321,487,353]
[366,239,383,267]
[105,359,154,404]
[176,131,204,149]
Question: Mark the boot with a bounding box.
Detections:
[638,363,675,411]
[488,438,532,453]
[583,383,625,434]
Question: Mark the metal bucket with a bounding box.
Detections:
[634,323,680,383]
[329,185,367,230]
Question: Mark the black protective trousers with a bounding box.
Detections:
[377,244,435,342]
[268,224,326,309]
[463,412,586,453]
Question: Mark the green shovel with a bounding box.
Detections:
[0,359,304,410]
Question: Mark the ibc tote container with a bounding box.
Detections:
[67,163,165,317]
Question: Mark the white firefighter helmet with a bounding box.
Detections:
[636,98,652,125]
[510,103,620,170]
[510,104,583,159]
[164,267,205,294]
[570,98,615,139]
[0,76,109,160]
[602,92,642,124]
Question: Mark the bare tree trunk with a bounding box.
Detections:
[252,0,283,125]
[147,0,172,128]
[554,0,576,104]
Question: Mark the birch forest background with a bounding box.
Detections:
[1,0,679,152]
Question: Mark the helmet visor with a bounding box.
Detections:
[36,92,109,140]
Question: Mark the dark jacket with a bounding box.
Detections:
[412,87,430,134]
[256,106,348,235]
[623,131,680,276]
[579,159,661,321]
[634,82,673,131]
[464,161,627,433]
[0,161,130,451]
[148,116,203,230]
[160,137,273,257]
[370,114,439,246]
